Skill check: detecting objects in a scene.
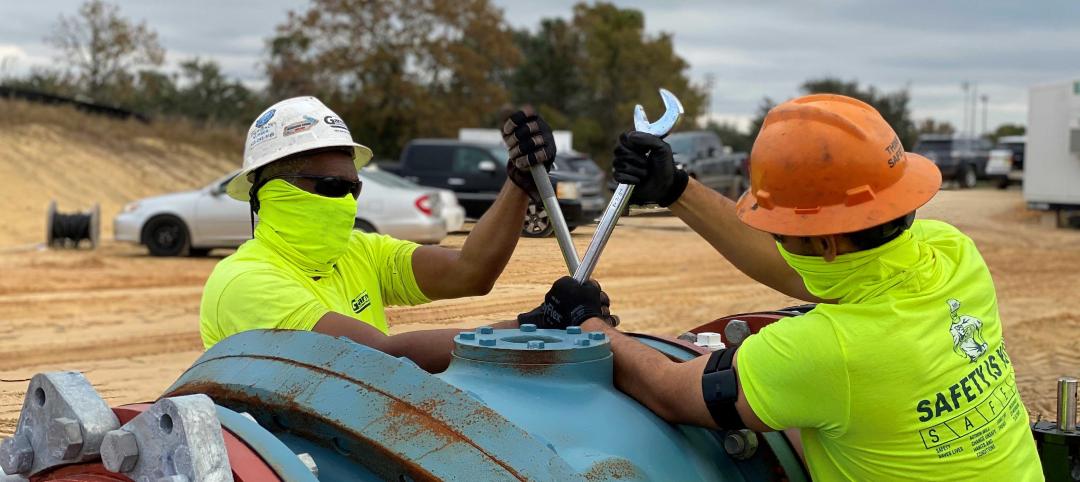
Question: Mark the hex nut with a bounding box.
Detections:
[724,319,752,346]
[101,430,139,473]
[0,435,33,475]
[297,452,319,477]
[47,417,83,461]
[519,324,537,333]
[566,326,582,335]
[477,326,494,335]
[458,332,476,341]
[587,332,606,341]
[526,340,545,349]
[479,338,497,347]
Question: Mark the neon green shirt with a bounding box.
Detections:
[199,230,430,349]
[737,220,1042,481]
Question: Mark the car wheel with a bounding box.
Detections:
[189,248,212,257]
[959,164,977,189]
[996,177,1010,190]
[522,202,554,238]
[353,219,377,233]
[143,216,190,257]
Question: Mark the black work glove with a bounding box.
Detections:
[502,108,556,202]
[612,131,689,207]
[518,277,619,329]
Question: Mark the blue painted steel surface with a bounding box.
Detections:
[165,330,580,481]
[214,405,320,482]
[163,328,791,481]
[628,334,810,482]
[439,326,735,481]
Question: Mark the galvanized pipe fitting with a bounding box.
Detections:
[1057,376,1078,433]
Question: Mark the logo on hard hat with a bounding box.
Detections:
[324,115,349,132]
[947,299,988,363]
[255,109,276,128]
[283,115,319,137]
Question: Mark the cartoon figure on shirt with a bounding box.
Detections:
[948,299,988,362]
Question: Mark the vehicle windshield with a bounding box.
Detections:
[361,169,420,189]
[666,134,694,155]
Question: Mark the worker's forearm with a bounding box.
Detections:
[581,319,715,427]
[455,181,529,293]
[669,180,817,302]
[383,319,518,373]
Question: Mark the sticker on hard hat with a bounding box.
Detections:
[249,123,276,148]
[255,109,276,128]
[283,116,319,137]
[885,136,903,168]
[324,115,349,132]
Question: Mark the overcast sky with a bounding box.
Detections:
[2,0,1078,133]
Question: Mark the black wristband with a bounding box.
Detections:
[658,169,689,208]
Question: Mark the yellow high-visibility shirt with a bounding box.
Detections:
[199,230,429,349]
[738,220,1043,481]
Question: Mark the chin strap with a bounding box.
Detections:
[248,170,263,238]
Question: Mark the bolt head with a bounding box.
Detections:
[519,324,537,333]
[587,332,606,341]
[476,326,494,335]
[479,338,497,347]
[47,417,83,461]
[458,332,476,341]
[566,326,582,335]
[0,435,33,475]
[526,340,545,349]
[574,339,591,347]
[101,430,139,473]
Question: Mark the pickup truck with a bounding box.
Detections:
[380,139,606,237]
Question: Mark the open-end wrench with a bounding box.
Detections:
[528,163,580,273]
[572,88,684,283]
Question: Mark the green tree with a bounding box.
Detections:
[266,0,521,158]
[509,3,706,168]
[989,123,1025,143]
[704,120,752,153]
[747,78,917,150]
[917,118,956,136]
[45,0,165,104]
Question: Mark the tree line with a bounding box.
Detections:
[1,0,1023,165]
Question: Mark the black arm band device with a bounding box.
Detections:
[701,347,745,429]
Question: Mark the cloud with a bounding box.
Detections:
[1,0,1076,131]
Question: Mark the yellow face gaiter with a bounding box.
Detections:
[776,230,926,304]
[255,179,357,278]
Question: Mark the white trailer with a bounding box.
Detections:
[1024,80,1080,228]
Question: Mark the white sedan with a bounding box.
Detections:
[115,167,465,256]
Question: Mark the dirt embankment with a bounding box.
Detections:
[0,98,242,247]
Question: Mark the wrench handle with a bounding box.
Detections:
[528,163,580,274]
[573,183,633,283]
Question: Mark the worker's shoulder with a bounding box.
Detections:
[342,230,418,260]
[754,309,840,345]
[204,243,298,292]
[911,219,973,245]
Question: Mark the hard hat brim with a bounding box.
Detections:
[735,153,942,236]
[226,143,373,202]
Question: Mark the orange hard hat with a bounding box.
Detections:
[735,94,941,236]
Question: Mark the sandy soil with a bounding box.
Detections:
[1,188,1078,436]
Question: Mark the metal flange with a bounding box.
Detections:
[0,372,120,476]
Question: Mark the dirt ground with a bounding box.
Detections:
[2,188,1079,436]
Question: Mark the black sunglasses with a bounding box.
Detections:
[276,175,363,199]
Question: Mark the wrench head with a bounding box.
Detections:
[633,88,685,138]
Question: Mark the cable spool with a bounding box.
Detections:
[45,200,100,249]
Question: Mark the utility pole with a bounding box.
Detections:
[961,81,971,138]
[969,82,978,139]
[704,72,716,123]
[980,94,989,136]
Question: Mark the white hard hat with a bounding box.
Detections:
[226,96,373,201]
